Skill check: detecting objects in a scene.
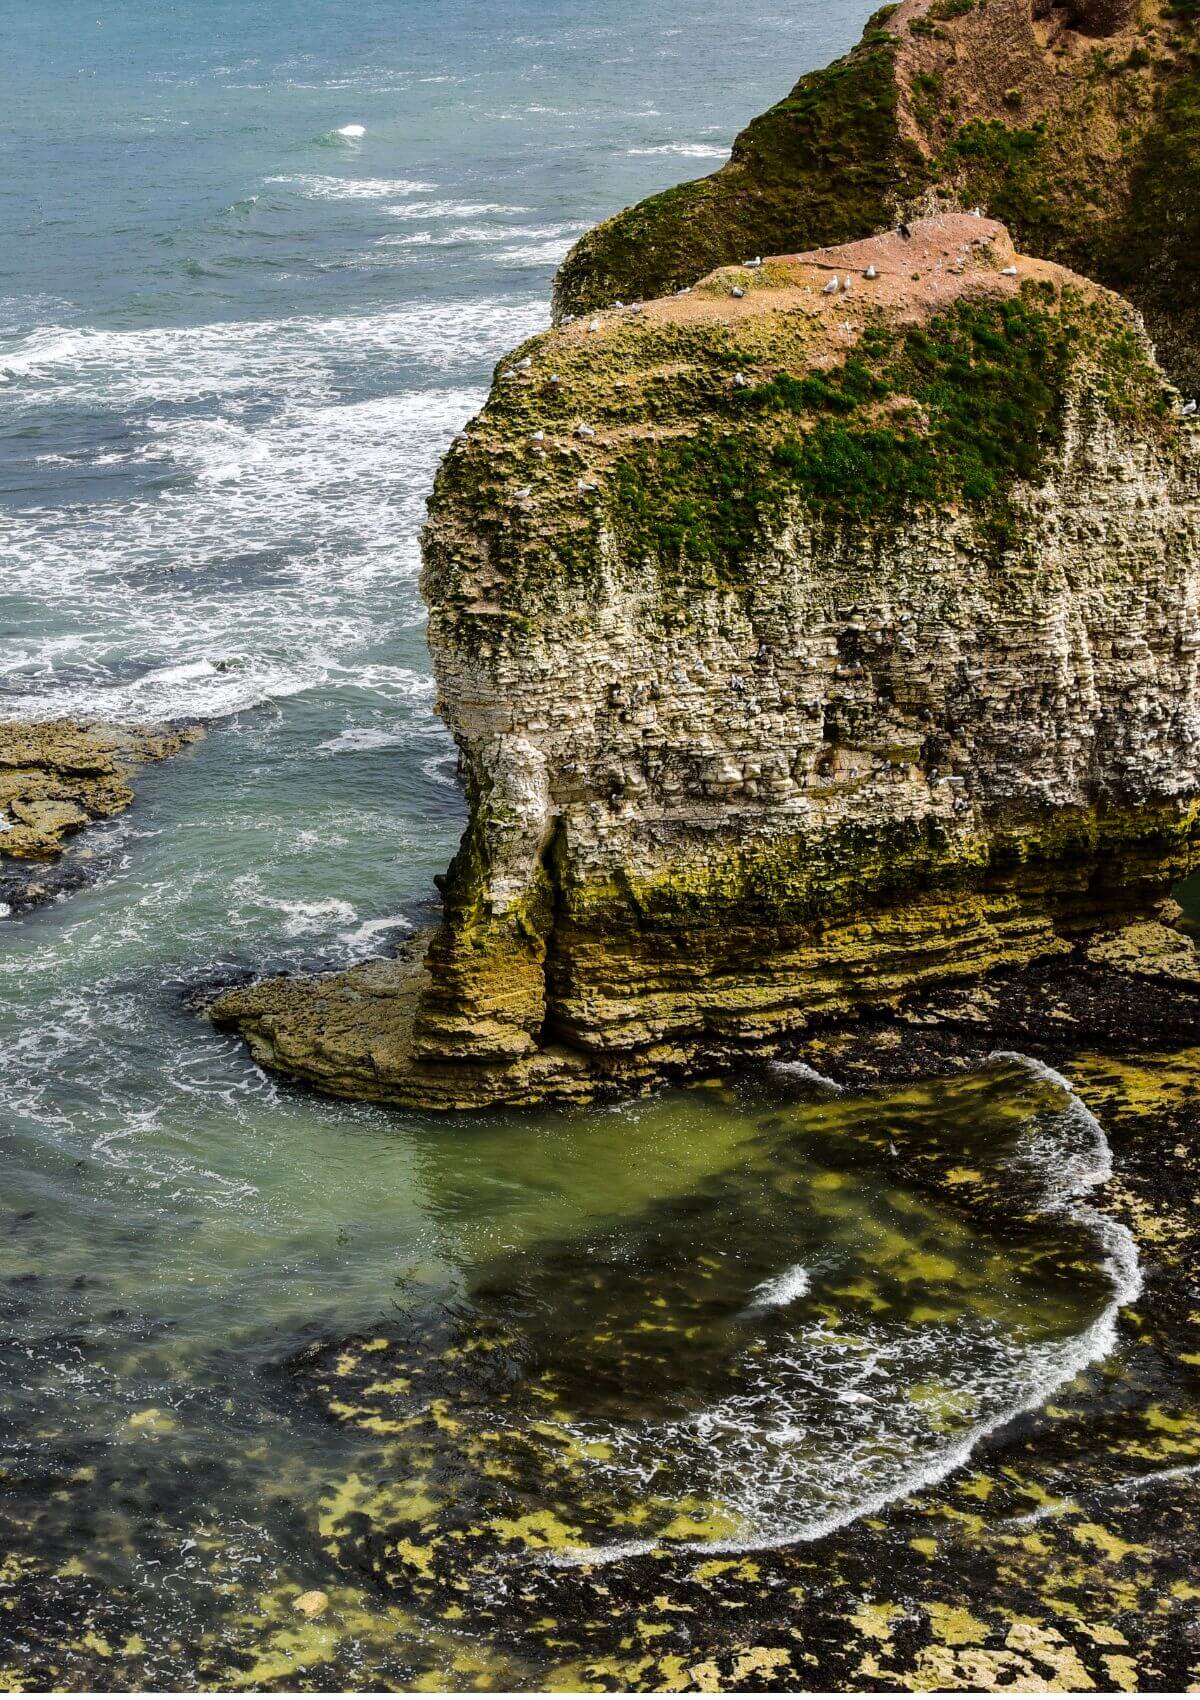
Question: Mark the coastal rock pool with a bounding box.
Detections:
[1,1051,1138,1685]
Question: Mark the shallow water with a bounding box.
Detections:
[0,0,1184,1685]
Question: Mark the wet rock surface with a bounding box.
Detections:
[23,956,1200,1690]
[0,721,203,912]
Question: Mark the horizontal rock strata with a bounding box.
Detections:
[212,216,1200,1109]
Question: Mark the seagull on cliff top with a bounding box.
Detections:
[745,256,763,268]
[970,206,983,217]
[865,263,878,279]
[823,275,839,294]
[1000,265,1018,276]
[731,285,746,298]
[588,318,601,332]
[1183,399,1198,416]
[515,355,532,371]
[733,372,748,389]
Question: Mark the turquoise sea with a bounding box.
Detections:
[0,0,1176,1685]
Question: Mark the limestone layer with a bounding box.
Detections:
[212,216,1200,1109]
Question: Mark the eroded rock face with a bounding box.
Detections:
[212,217,1200,1109]
[553,0,1200,396]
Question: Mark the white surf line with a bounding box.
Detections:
[1003,1458,1200,1530]
[543,1051,1143,1571]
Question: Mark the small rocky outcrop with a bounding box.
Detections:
[0,721,202,911]
[212,216,1200,1109]
[554,0,1200,394]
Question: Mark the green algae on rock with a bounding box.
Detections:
[212,214,1200,1111]
[553,0,1200,395]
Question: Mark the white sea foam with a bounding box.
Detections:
[382,200,530,220]
[0,314,519,723]
[0,298,547,404]
[772,1059,843,1092]
[317,727,411,754]
[546,1055,1142,1567]
[336,124,366,138]
[494,236,579,267]
[627,142,729,158]
[377,221,587,249]
[749,1263,811,1308]
[264,173,436,198]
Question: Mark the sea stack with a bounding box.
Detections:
[212,215,1200,1108]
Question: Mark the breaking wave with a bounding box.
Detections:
[551,1055,1140,1564]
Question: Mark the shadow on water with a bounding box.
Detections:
[0,1054,1139,1686]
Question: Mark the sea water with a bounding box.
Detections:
[0,0,1177,1684]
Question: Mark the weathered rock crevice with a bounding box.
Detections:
[211,216,1200,1109]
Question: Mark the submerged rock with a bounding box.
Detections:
[213,216,1200,1110]
[553,0,1200,395]
[0,721,203,910]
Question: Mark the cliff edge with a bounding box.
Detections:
[212,216,1200,1109]
[553,0,1200,395]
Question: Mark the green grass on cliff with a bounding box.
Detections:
[605,286,1162,577]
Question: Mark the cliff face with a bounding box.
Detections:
[213,217,1200,1109]
[553,0,1200,395]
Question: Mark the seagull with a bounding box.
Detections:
[733,372,748,389]
[823,275,839,294]
[1000,265,1018,276]
[575,423,595,439]
[577,479,598,493]
[514,485,531,498]
[515,355,532,371]
[745,256,763,268]
[970,206,983,218]
[675,285,692,296]
[865,263,877,279]
[840,276,852,290]
[731,285,745,298]
[562,314,576,325]
[1183,399,1198,416]
[548,373,561,386]
[588,318,601,332]
[530,430,545,442]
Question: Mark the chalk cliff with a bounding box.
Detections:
[212,216,1200,1108]
[554,0,1200,396]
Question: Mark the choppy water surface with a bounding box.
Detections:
[0,0,1167,1686]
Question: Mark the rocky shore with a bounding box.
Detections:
[19,932,1200,1690]
[0,721,203,911]
[212,213,1200,1109]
